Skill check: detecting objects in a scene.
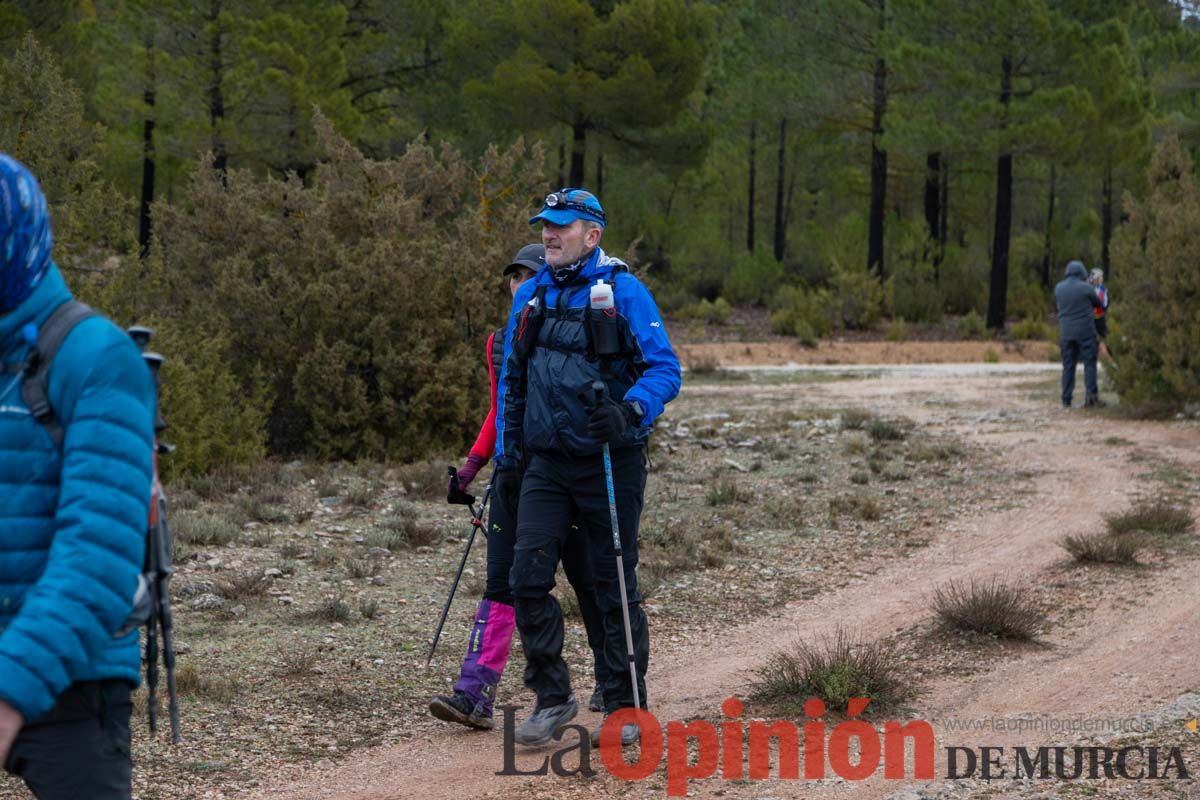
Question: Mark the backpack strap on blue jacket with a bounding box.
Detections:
[20,300,98,448]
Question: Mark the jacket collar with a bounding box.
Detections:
[535,248,624,290]
[0,263,71,360]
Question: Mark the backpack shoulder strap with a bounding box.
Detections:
[21,300,99,448]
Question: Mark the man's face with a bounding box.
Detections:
[509,266,536,297]
[541,220,602,267]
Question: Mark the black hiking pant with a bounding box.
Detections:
[4,680,132,800]
[484,471,610,687]
[511,447,649,713]
[1061,335,1099,406]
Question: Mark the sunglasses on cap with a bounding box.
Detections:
[543,191,606,224]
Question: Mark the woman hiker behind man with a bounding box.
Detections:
[428,243,609,730]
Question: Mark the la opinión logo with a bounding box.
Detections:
[497,697,1191,797]
[499,697,936,796]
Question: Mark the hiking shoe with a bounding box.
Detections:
[512,698,578,746]
[1085,395,1106,408]
[588,684,604,712]
[429,691,494,731]
[590,715,641,748]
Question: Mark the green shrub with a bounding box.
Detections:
[939,245,988,315]
[983,347,1000,363]
[1105,497,1194,536]
[958,310,987,339]
[831,269,884,329]
[886,225,944,323]
[706,479,749,506]
[1011,318,1052,341]
[866,418,906,441]
[150,116,545,463]
[724,250,786,306]
[173,511,241,546]
[885,319,907,342]
[932,578,1043,640]
[768,285,832,344]
[1111,137,1200,413]
[750,629,910,714]
[1061,533,1141,565]
[677,297,733,325]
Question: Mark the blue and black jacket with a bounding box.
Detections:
[495,248,680,466]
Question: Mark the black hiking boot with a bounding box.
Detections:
[429,691,494,731]
[588,684,604,712]
[512,697,578,746]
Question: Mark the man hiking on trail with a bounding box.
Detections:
[429,244,612,730]
[495,189,681,747]
[0,155,155,799]
[1055,259,1105,409]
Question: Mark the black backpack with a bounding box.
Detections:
[21,300,181,743]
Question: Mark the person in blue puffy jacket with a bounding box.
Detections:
[0,155,154,800]
[494,188,681,748]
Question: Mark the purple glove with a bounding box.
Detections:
[454,454,486,493]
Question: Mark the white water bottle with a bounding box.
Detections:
[589,279,619,357]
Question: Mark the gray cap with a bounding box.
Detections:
[504,243,545,276]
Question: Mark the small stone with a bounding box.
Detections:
[370,576,387,586]
[230,604,247,617]
[191,593,224,610]
[263,568,283,578]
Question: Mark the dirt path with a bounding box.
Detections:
[243,366,1200,800]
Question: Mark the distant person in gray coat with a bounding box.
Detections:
[1054,260,1104,408]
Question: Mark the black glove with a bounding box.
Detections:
[587,399,636,444]
[492,465,523,511]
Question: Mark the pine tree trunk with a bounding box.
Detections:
[938,156,948,271]
[208,0,227,173]
[747,118,756,253]
[138,38,156,259]
[924,152,940,241]
[987,55,1014,331]
[1041,162,1056,290]
[773,116,787,262]
[569,120,586,187]
[596,150,604,198]
[867,0,888,279]
[1101,165,1113,276]
[557,141,565,189]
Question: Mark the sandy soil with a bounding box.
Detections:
[678,339,1054,367]
[241,364,1200,800]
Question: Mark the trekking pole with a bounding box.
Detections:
[589,381,642,711]
[128,328,181,742]
[425,469,491,668]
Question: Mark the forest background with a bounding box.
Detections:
[2,0,1198,475]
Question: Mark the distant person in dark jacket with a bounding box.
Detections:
[0,155,155,799]
[1054,260,1104,408]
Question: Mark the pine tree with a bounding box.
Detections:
[450,0,711,187]
[1110,136,1200,413]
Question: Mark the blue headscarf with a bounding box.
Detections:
[0,154,52,313]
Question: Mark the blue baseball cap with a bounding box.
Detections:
[529,188,606,228]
